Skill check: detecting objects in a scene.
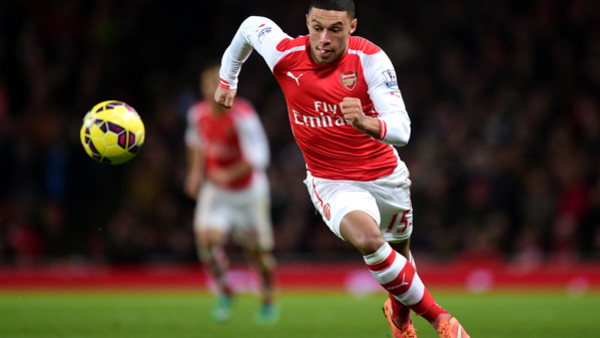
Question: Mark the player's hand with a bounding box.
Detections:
[207,168,229,186]
[214,85,237,109]
[340,97,381,138]
[340,97,365,129]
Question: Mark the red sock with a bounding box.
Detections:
[410,289,448,323]
[389,294,412,327]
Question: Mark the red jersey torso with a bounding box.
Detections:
[192,99,254,189]
[272,36,398,180]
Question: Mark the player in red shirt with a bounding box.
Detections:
[185,65,277,324]
[215,1,470,337]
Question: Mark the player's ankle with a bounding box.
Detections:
[389,295,412,327]
[430,313,452,330]
[419,302,449,327]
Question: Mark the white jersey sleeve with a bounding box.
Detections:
[184,106,202,149]
[235,111,270,171]
[219,16,291,89]
[363,51,411,146]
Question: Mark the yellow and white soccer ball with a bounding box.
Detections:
[80,100,145,165]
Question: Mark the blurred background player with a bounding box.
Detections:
[184,64,277,324]
[214,0,469,337]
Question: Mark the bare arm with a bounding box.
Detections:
[184,146,204,199]
[207,160,252,186]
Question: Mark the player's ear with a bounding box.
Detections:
[306,13,310,29]
[349,18,357,35]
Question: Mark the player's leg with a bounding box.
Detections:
[305,174,468,337]
[386,239,414,330]
[244,248,276,304]
[383,187,469,337]
[194,183,234,321]
[194,227,234,322]
[195,228,232,298]
[243,246,279,324]
[339,211,419,337]
[236,173,279,324]
[340,210,469,337]
[390,239,458,330]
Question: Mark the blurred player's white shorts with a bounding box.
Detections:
[304,161,413,243]
[194,172,273,250]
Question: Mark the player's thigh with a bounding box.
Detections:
[304,175,380,241]
[232,181,274,251]
[194,183,232,242]
[372,175,413,243]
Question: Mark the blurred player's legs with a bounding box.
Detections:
[195,229,233,322]
[244,247,279,324]
[234,174,279,324]
[194,178,278,323]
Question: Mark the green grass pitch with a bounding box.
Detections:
[0,290,597,337]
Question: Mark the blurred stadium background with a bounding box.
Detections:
[0,0,599,294]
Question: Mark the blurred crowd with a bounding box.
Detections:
[0,0,598,266]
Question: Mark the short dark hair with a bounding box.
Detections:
[309,0,355,18]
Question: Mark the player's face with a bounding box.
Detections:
[306,8,357,65]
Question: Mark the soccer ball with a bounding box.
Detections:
[80,100,145,165]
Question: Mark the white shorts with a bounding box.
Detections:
[194,173,274,250]
[304,162,413,243]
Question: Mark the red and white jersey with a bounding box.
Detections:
[220,16,411,181]
[185,97,270,189]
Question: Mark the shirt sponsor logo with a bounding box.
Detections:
[293,110,349,128]
[382,69,398,89]
[292,101,350,128]
[341,70,357,91]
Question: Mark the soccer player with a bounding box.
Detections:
[184,64,278,324]
[214,1,471,337]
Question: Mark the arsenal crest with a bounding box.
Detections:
[323,203,331,220]
[341,71,357,91]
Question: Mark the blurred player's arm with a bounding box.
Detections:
[207,161,252,186]
[184,109,205,199]
[184,146,205,199]
[215,16,290,108]
[236,106,270,171]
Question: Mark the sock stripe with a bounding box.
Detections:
[381,259,416,295]
[367,249,397,272]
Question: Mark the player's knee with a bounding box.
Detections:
[351,231,386,255]
[196,228,225,246]
[248,249,276,272]
[340,211,386,255]
[390,239,410,258]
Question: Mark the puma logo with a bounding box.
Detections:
[387,273,409,290]
[286,71,303,86]
[398,273,409,286]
